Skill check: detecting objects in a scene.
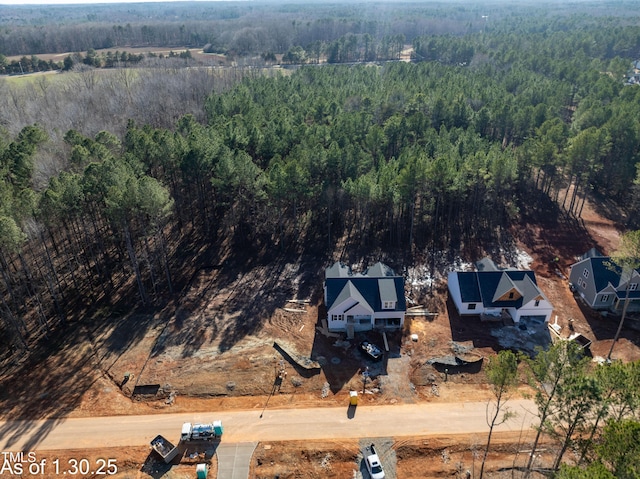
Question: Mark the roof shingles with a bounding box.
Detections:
[326,277,405,312]
[459,270,546,309]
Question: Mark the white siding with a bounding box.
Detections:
[447,272,464,313]
[447,271,485,315]
[327,301,373,332]
[514,298,553,323]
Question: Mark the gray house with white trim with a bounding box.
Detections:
[324,262,406,333]
[569,251,640,312]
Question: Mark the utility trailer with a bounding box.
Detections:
[150,435,180,463]
[181,421,223,442]
[568,332,592,351]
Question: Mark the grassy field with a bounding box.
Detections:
[6,46,225,64]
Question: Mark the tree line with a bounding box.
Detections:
[0,1,485,57]
[482,344,640,478]
[2,0,638,62]
[0,8,639,353]
[0,61,638,350]
[0,50,150,76]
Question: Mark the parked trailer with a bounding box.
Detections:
[150,434,180,463]
[181,421,223,442]
[568,332,592,351]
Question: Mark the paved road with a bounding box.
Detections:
[0,400,538,452]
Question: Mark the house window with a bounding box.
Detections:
[468,303,476,310]
[359,318,369,324]
[535,300,540,307]
[331,314,344,321]
[601,294,609,302]
[383,301,395,309]
[508,292,514,299]
[579,278,586,289]
[630,283,638,291]
[583,269,589,279]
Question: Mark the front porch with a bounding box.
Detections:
[613,297,640,313]
[374,317,403,329]
[480,309,512,323]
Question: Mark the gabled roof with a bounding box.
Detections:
[333,280,373,312]
[574,255,640,300]
[379,278,398,303]
[619,267,637,288]
[476,257,499,272]
[365,262,396,277]
[325,262,406,313]
[589,257,624,292]
[457,270,548,309]
[519,274,546,303]
[325,277,406,312]
[580,248,604,261]
[492,273,521,303]
[325,262,351,278]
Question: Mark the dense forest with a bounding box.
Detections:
[0,1,544,57]
[2,1,640,474]
[2,0,640,348]
[2,0,640,71]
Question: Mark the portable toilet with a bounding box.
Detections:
[213,420,223,437]
[349,391,358,406]
[196,464,208,479]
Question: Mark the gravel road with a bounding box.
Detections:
[0,399,538,452]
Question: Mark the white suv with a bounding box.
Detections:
[365,444,385,479]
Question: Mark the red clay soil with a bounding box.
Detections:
[2,191,639,479]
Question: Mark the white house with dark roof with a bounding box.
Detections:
[447,258,553,324]
[569,250,640,312]
[324,262,406,333]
